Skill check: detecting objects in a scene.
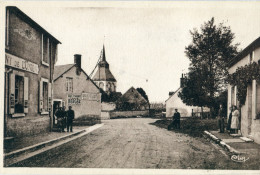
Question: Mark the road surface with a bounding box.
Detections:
[14,118,249,169]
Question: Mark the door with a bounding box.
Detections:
[248,84,252,135]
[53,101,62,126]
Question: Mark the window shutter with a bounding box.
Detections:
[39,79,43,113]
[9,73,15,114]
[24,77,29,113]
[48,82,52,112]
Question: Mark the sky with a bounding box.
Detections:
[3,1,260,103]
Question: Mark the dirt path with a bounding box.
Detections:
[14,118,257,169]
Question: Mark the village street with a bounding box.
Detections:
[12,118,248,169]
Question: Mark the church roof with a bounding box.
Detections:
[92,45,117,82]
[92,67,117,82]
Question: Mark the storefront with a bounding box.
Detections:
[4,7,61,138]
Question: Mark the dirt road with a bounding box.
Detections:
[14,118,253,169]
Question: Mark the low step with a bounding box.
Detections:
[230,134,242,137]
[240,137,254,142]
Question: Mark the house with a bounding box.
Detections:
[165,75,210,118]
[117,87,149,111]
[228,36,260,144]
[92,45,117,94]
[53,54,101,124]
[4,6,61,138]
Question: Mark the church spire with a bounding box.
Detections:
[102,44,106,61]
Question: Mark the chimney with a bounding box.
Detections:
[74,54,81,69]
[74,54,81,75]
[180,73,185,88]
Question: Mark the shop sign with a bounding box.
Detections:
[82,93,99,101]
[68,94,81,105]
[5,53,39,74]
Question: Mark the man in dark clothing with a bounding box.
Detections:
[55,107,66,132]
[66,106,75,132]
[168,109,181,130]
[218,104,225,133]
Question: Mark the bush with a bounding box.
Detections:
[151,117,218,137]
[73,115,101,126]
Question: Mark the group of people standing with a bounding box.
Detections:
[218,104,240,134]
[55,106,75,132]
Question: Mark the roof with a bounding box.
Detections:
[53,64,100,91]
[229,36,260,68]
[92,67,117,82]
[121,87,149,104]
[54,64,75,80]
[165,87,181,102]
[92,44,116,82]
[7,6,61,44]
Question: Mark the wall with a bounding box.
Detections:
[53,66,101,119]
[166,89,193,117]
[5,8,58,137]
[228,46,260,144]
[110,110,149,118]
[101,102,116,111]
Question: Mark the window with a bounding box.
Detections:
[256,81,260,119]
[66,77,73,92]
[43,81,48,112]
[39,78,51,114]
[15,75,24,113]
[99,82,104,90]
[249,51,254,63]
[5,8,9,47]
[9,73,28,116]
[42,34,49,66]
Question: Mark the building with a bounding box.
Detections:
[53,54,101,124]
[117,87,149,111]
[165,75,210,118]
[92,45,117,93]
[4,7,61,138]
[228,36,260,144]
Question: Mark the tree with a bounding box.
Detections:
[136,87,149,102]
[180,17,239,116]
[136,87,150,112]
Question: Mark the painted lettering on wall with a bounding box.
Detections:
[68,94,81,105]
[82,93,99,101]
[5,53,39,74]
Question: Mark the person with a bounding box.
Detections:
[55,107,66,132]
[231,106,239,134]
[168,109,181,130]
[226,106,233,133]
[66,106,75,132]
[217,104,225,133]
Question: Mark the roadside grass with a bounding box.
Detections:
[151,117,219,138]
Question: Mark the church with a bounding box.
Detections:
[92,45,117,94]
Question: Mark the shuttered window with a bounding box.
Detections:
[39,78,51,114]
[9,73,29,116]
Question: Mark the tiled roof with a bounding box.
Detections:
[92,67,116,82]
[53,64,75,80]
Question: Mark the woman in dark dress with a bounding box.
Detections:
[227,106,233,133]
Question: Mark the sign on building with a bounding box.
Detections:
[68,94,81,105]
[82,93,99,101]
[5,53,39,74]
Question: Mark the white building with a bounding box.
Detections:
[165,75,209,118]
[228,36,260,144]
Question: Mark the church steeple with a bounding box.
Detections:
[102,44,106,61]
[93,44,117,93]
